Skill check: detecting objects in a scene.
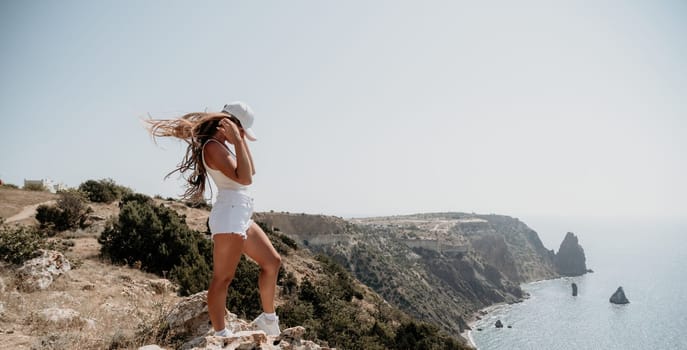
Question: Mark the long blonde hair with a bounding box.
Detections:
[146,112,229,201]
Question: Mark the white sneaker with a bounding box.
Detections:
[252,313,281,336]
[213,327,233,337]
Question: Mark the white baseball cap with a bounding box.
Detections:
[221,101,257,141]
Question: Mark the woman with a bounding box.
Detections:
[147,102,282,337]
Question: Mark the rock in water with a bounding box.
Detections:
[554,232,587,276]
[572,283,578,296]
[495,320,503,328]
[610,286,630,304]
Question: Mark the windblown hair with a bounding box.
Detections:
[146,112,229,201]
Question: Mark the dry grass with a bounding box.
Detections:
[0,237,183,349]
[0,191,207,349]
[0,188,56,219]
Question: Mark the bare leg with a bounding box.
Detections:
[243,222,282,313]
[208,234,245,331]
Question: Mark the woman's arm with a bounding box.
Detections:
[231,140,253,185]
[242,137,256,175]
[205,119,253,185]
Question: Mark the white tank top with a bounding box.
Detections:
[202,139,249,192]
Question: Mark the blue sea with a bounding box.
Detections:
[470,216,687,350]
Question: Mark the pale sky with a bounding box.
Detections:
[1,0,685,219]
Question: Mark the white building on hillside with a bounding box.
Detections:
[23,178,67,193]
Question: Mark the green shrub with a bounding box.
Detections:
[281,271,298,296]
[1,183,19,189]
[276,299,315,330]
[119,192,155,207]
[170,252,212,297]
[35,189,91,232]
[35,205,62,231]
[277,233,298,250]
[280,271,367,347]
[368,322,394,348]
[0,224,70,264]
[393,320,464,350]
[255,221,297,256]
[316,254,358,302]
[295,277,324,315]
[171,232,213,296]
[79,178,132,203]
[0,224,45,264]
[225,256,262,319]
[99,193,214,296]
[98,192,289,314]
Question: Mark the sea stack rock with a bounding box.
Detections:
[495,320,503,328]
[610,286,630,304]
[571,283,578,296]
[554,232,587,276]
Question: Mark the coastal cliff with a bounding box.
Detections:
[254,212,562,335]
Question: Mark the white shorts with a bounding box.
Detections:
[208,190,254,239]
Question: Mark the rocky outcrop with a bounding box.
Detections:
[610,286,629,304]
[554,232,587,276]
[15,249,71,292]
[149,279,177,295]
[163,291,243,340]
[36,307,96,330]
[138,346,165,350]
[143,291,332,350]
[181,332,269,350]
[180,327,326,350]
[495,320,503,328]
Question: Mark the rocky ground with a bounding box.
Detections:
[0,189,335,349]
[0,238,182,349]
